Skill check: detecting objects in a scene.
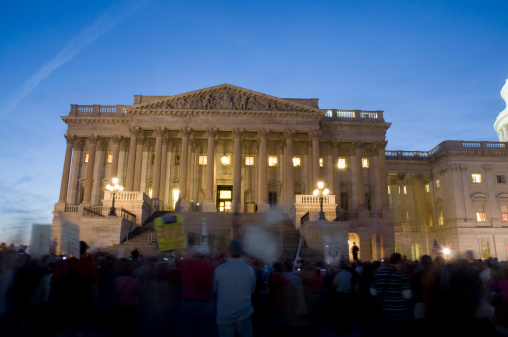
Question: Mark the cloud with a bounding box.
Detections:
[0,0,149,120]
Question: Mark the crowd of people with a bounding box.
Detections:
[0,239,508,337]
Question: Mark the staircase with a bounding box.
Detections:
[98,210,319,261]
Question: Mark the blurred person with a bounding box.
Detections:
[214,240,256,337]
[410,255,433,320]
[370,253,412,335]
[488,265,508,332]
[179,244,217,337]
[49,241,99,333]
[266,261,288,337]
[333,261,355,334]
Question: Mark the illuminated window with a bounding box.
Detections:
[404,186,407,194]
[362,158,369,168]
[436,180,440,189]
[338,158,346,169]
[106,153,113,163]
[497,175,506,183]
[388,186,391,194]
[172,189,180,210]
[319,158,324,167]
[425,184,430,193]
[502,205,508,222]
[245,156,254,166]
[221,155,231,165]
[293,157,301,167]
[198,155,207,165]
[472,174,482,183]
[84,153,89,163]
[148,188,153,198]
[476,211,487,222]
[269,156,278,166]
[438,208,444,226]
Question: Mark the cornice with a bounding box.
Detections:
[62,117,131,125]
[127,108,323,120]
[321,122,391,131]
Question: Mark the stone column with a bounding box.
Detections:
[152,128,166,200]
[68,139,84,205]
[257,129,270,212]
[133,135,146,192]
[378,141,390,209]
[140,140,150,193]
[372,142,382,211]
[126,127,140,191]
[232,129,244,212]
[306,140,312,194]
[353,141,366,210]
[330,140,340,196]
[82,136,100,204]
[110,136,123,179]
[159,135,171,208]
[58,135,77,203]
[117,140,128,186]
[203,128,218,212]
[284,130,295,204]
[310,131,321,188]
[91,139,106,205]
[179,128,192,211]
[398,174,407,222]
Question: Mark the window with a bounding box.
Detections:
[472,174,482,183]
[438,208,444,226]
[198,155,207,165]
[436,180,440,189]
[502,205,508,222]
[362,158,369,168]
[338,158,346,169]
[84,153,89,163]
[388,186,391,195]
[175,154,180,165]
[269,156,278,166]
[106,153,113,163]
[404,186,407,195]
[476,203,487,222]
[293,157,301,167]
[245,156,254,166]
[497,175,506,183]
[319,158,324,167]
[425,184,430,193]
[221,155,231,165]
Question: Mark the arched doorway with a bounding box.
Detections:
[348,233,360,261]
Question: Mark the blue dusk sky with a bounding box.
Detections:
[1,0,507,244]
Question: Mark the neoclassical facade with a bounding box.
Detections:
[52,82,508,261]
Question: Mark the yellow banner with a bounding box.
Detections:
[155,215,187,251]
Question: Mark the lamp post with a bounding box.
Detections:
[313,181,329,220]
[106,177,123,217]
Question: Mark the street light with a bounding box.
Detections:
[106,177,123,217]
[313,181,329,220]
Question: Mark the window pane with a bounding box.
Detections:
[269,156,278,166]
[338,158,346,169]
[106,153,113,163]
[245,156,254,166]
[472,174,482,183]
[362,158,369,168]
[293,157,301,167]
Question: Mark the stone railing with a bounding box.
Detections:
[68,104,127,117]
[295,194,336,205]
[104,191,147,201]
[323,109,384,122]
[65,204,79,212]
[386,141,508,161]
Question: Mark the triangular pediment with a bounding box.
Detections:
[130,84,322,113]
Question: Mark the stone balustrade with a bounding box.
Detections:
[104,191,147,201]
[323,109,384,122]
[295,194,336,205]
[69,104,126,117]
[386,140,508,160]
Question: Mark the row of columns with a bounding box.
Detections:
[58,129,390,212]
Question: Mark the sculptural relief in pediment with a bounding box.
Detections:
[142,87,311,112]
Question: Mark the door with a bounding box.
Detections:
[217,185,233,212]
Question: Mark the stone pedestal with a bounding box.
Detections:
[300,219,350,264]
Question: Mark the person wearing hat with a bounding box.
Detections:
[213,240,256,337]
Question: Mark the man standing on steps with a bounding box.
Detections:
[214,240,256,337]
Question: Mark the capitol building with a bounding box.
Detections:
[52,80,508,261]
